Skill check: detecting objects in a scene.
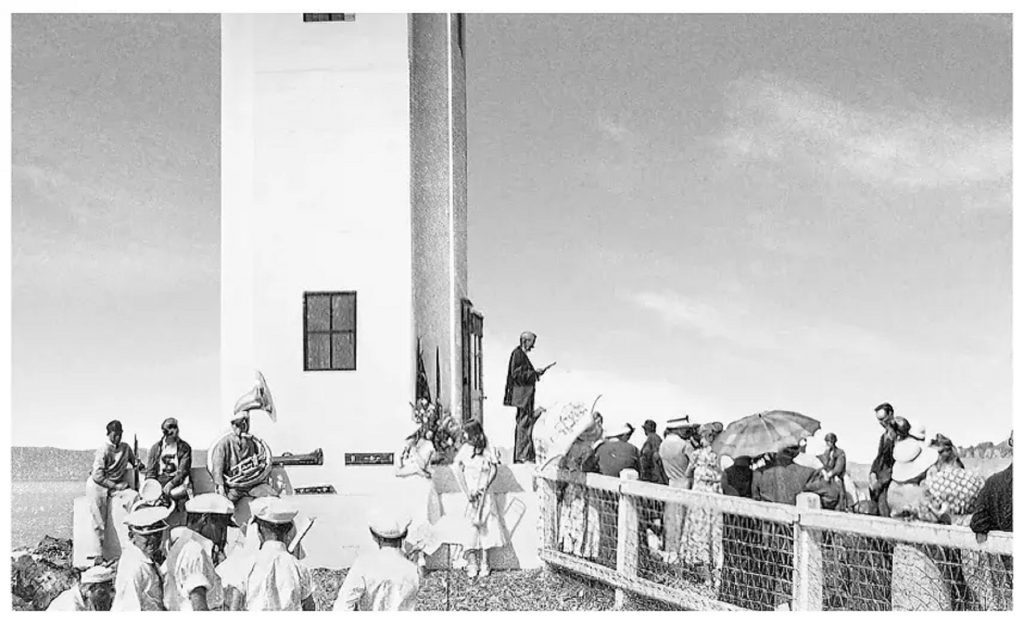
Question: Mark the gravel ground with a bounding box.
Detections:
[313,567,620,611]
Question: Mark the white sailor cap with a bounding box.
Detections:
[250,497,298,525]
[186,492,236,516]
[125,505,171,534]
[366,506,411,539]
[79,565,116,585]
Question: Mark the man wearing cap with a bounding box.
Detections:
[658,416,697,556]
[335,507,420,611]
[86,419,139,559]
[504,331,555,464]
[584,421,640,477]
[112,505,171,610]
[47,566,116,611]
[146,418,193,506]
[163,493,236,611]
[869,403,898,517]
[639,420,667,485]
[209,411,275,503]
[227,497,315,611]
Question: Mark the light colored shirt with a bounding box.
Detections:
[47,587,87,611]
[209,433,260,488]
[163,527,224,611]
[334,547,420,611]
[91,439,135,489]
[659,434,691,485]
[240,541,313,611]
[112,542,164,611]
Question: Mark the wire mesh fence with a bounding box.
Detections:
[536,467,1014,612]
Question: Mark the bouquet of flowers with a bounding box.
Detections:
[410,398,461,463]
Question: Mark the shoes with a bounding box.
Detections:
[478,565,490,578]
[466,565,479,579]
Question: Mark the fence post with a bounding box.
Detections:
[793,493,823,611]
[614,470,640,610]
[536,468,558,556]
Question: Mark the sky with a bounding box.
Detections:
[10,14,1012,462]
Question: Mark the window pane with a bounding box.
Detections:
[331,294,356,331]
[306,294,330,331]
[332,332,355,370]
[306,334,330,370]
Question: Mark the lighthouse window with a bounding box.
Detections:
[303,291,356,371]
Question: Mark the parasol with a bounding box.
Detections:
[712,410,820,459]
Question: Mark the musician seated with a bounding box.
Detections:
[145,418,193,506]
[210,412,276,504]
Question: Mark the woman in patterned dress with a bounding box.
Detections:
[453,421,506,579]
[678,422,725,592]
[557,416,603,559]
[925,435,991,609]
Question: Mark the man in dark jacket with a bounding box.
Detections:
[751,446,819,505]
[145,418,192,504]
[868,402,897,517]
[584,423,640,477]
[639,420,667,484]
[503,332,554,463]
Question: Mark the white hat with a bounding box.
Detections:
[892,439,939,483]
[250,497,298,525]
[125,505,172,534]
[139,479,163,503]
[186,492,236,516]
[909,422,927,441]
[366,506,411,539]
[79,565,116,585]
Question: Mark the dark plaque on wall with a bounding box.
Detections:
[344,452,394,466]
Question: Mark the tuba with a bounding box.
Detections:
[211,371,277,490]
[233,370,277,422]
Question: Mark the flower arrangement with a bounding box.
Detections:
[410,398,462,464]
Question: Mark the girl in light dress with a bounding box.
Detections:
[453,420,505,579]
[678,422,725,592]
[394,428,442,570]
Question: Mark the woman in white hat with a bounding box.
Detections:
[887,437,953,611]
[47,565,116,611]
[678,422,725,591]
[556,405,603,559]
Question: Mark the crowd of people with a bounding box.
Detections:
[545,400,1014,610]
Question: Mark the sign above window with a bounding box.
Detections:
[302,14,355,23]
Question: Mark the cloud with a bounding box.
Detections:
[716,74,1011,193]
[627,289,890,358]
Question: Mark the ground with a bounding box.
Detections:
[313,567,617,611]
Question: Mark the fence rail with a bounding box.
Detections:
[535,465,1013,611]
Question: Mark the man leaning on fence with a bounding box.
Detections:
[869,402,897,517]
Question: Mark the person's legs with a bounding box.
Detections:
[85,480,110,554]
[513,407,536,463]
[465,549,479,578]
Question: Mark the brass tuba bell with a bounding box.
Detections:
[233,370,277,423]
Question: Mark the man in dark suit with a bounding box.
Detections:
[868,402,897,517]
[504,331,554,463]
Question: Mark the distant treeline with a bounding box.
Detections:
[958,440,1013,459]
[11,446,209,482]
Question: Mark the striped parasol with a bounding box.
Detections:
[712,410,820,459]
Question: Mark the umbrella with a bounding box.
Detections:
[712,410,820,459]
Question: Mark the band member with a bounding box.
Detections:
[334,506,420,611]
[225,497,315,611]
[112,505,171,611]
[163,493,236,611]
[503,331,555,463]
[145,418,193,506]
[86,420,139,561]
[209,378,277,505]
[47,566,116,611]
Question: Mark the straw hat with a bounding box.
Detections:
[79,565,116,585]
[891,439,939,483]
[125,505,172,535]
